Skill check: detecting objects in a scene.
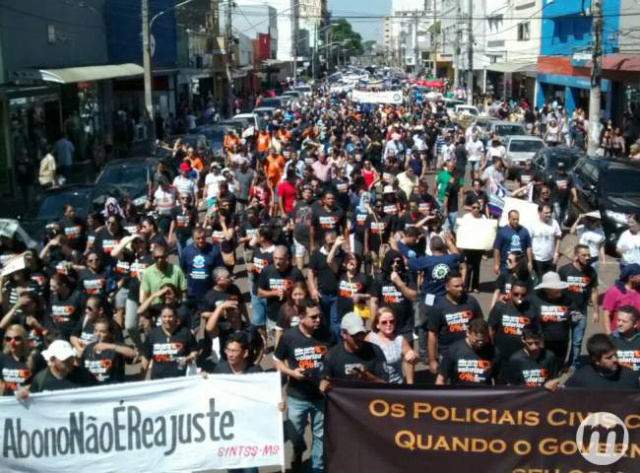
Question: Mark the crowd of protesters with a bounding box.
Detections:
[2,71,640,472]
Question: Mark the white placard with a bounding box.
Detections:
[499,197,539,232]
[457,218,498,250]
[0,373,285,472]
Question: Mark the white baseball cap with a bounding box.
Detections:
[42,340,77,361]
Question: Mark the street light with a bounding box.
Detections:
[142,0,199,140]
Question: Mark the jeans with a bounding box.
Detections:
[533,259,555,279]
[463,250,483,291]
[286,396,325,473]
[569,310,587,368]
[445,212,458,233]
[250,291,267,327]
[553,201,567,227]
[320,292,339,340]
[176,237,192,260]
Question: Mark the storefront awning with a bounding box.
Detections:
[38,63,144,84]
[598,54,640,72]
[486,62,536,74]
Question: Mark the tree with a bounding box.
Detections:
[330,19,364,60]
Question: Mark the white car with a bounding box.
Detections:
[233,113,265,130]
[504,136,547,179]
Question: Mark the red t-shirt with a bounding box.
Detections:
[277,180,297,214]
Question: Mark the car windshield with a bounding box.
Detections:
[548,155,579,170]
[260,98,281,107]
[495,125,525,135]
[33,191,91,220]
[510,140,544,153]
[201,127,225,141]
[98,164,148,186]
[601,171,640,195]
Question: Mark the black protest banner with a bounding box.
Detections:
[325,381,640,473]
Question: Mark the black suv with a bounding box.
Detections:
[568,156,640,250]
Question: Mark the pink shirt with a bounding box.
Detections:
[602,284,640,331]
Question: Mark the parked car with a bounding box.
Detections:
[232,113,265,130]
[94,157,163,209]
[531,146,585,183]
[294,85,312,97]
[282,90,302,100]
[568,156,640,251]
[257,97,286,109]
[20,185,96,241]
[252,106,277,119]
[488,121,527,138]
[195,126,225,156]
[504,136,546,179]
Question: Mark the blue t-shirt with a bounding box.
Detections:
[180,243,223,299]
[406,252,461,297]
[493,225,532,267]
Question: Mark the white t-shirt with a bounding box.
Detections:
[530,218,562,262]
[466,140,484,162]
[617,229,640,265]
[577,224,605,258]
[153,187,176,215]
[173,175,196,199]
[204,173,226,200]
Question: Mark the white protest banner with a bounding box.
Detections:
[499,197,539,232]
[1,252,26,278]
[351,90,404,105]
[0,373,284,473]
[456,218,497,250]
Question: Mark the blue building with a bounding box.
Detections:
[536,0,622,117]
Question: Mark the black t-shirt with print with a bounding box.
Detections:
[488,301,538,360]
[93,227,128,267]
[60,217,86,252]
[309,248,343,296]
[126,253,154,301]
[172,206,198,244]
[78,269,108,298]
[611,332,640,372]
[558,263,598,312]
[427,295,484,353]
[273,326,333,400]
[250,245,274,294]
[337,272,371,319]
[321,342,388,381]
[258,265,305,322]
[528,293,574,344]
[439,339,501,385]
[143,326,196,380]
[0,353,32,396]
[506,349,559,387]
[81,342,126,384]
[370,275,417,335]
[48,290,84,338]
[365,214,393,252]
[312,206,346,244]
[565,364,640,390]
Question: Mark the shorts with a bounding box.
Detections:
[293,238,308,259]
[468,160,481,172]
[115,287,130,310]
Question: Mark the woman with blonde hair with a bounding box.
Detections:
[0,324,35,395]
[366,308,418,384]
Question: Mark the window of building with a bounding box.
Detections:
[517,22,530,41]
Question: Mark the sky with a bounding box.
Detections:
[328,0,390,42]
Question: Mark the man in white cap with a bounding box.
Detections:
[320,312,388,386]
[18,340,96,397]
[528,272,575,368]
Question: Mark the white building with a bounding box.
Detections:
[389,0,434,70]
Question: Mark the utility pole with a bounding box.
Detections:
[142,0,155,140]
[466,0,473,104]
[432,0,437,77]
[225,0,233,117]
[292,0,298,84]
[453,0,461,89]
[587,0,603,155]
